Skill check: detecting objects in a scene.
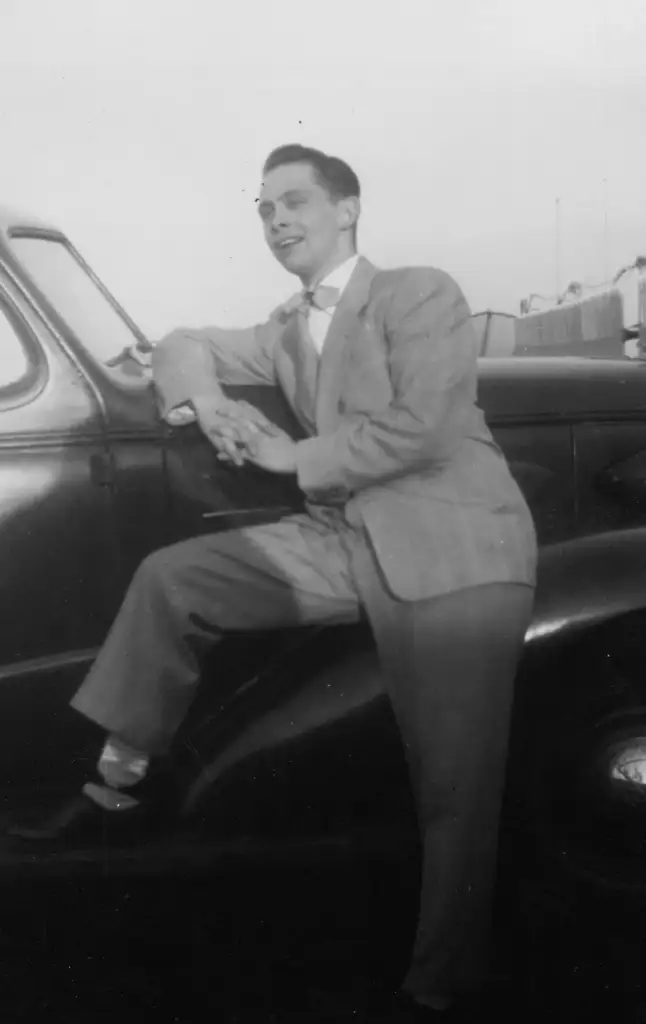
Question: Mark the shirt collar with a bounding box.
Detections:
[315,254,360,300]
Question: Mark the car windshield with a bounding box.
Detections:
[8,235,146,368]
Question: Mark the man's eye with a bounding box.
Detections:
[285,198,306,209]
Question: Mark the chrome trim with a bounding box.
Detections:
[0,648,98,683]
[202,506,296,519]
[0,431,107,448]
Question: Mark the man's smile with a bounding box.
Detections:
[274,236,304,253]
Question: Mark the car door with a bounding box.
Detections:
[0,276,121,669]
[2,229,175,591]
[0,274,124,792]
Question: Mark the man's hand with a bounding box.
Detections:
[244,434,298,474]
[192,395,291,467]
[193,396,264,466]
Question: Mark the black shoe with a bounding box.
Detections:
[4,792,164,846]
[4,774,177,847]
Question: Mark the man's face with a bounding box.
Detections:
[257,162,355,284]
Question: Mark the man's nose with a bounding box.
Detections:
[270,206,290,231]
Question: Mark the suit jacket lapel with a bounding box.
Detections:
[315,256,379,434]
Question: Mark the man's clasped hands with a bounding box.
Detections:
[191,395,299,475]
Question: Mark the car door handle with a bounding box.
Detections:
[90,452,115,488]
[597,450,646,505]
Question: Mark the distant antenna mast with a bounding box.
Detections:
[554,197,561,297]
[603,177,609,280]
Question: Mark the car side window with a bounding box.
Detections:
[8,234,151,387]
[0,304,30,389]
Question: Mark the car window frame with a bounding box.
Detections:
[4,228,152,394]
[0,284,48,411]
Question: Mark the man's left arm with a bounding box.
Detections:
[292,269,478,494]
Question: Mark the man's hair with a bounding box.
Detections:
[262,144,361,200]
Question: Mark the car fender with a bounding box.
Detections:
[527,527,646,645]
[183,529,646,817]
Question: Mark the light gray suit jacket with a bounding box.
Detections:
[153,258,537,601]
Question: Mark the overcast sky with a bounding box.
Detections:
[2,0,645,336]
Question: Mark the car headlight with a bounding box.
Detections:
[608,739,646,786]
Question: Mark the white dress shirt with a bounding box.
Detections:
[306,254,360,355]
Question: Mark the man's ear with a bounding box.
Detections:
[339,196,360,232]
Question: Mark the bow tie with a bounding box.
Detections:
[280,284,341,318]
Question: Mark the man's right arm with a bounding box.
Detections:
[152,317,280,419]
[152,314,290,465]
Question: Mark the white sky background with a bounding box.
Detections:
[1,0,645,335]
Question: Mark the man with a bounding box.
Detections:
[10,145,537,1017]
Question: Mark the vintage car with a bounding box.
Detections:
[1,206,646,896]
